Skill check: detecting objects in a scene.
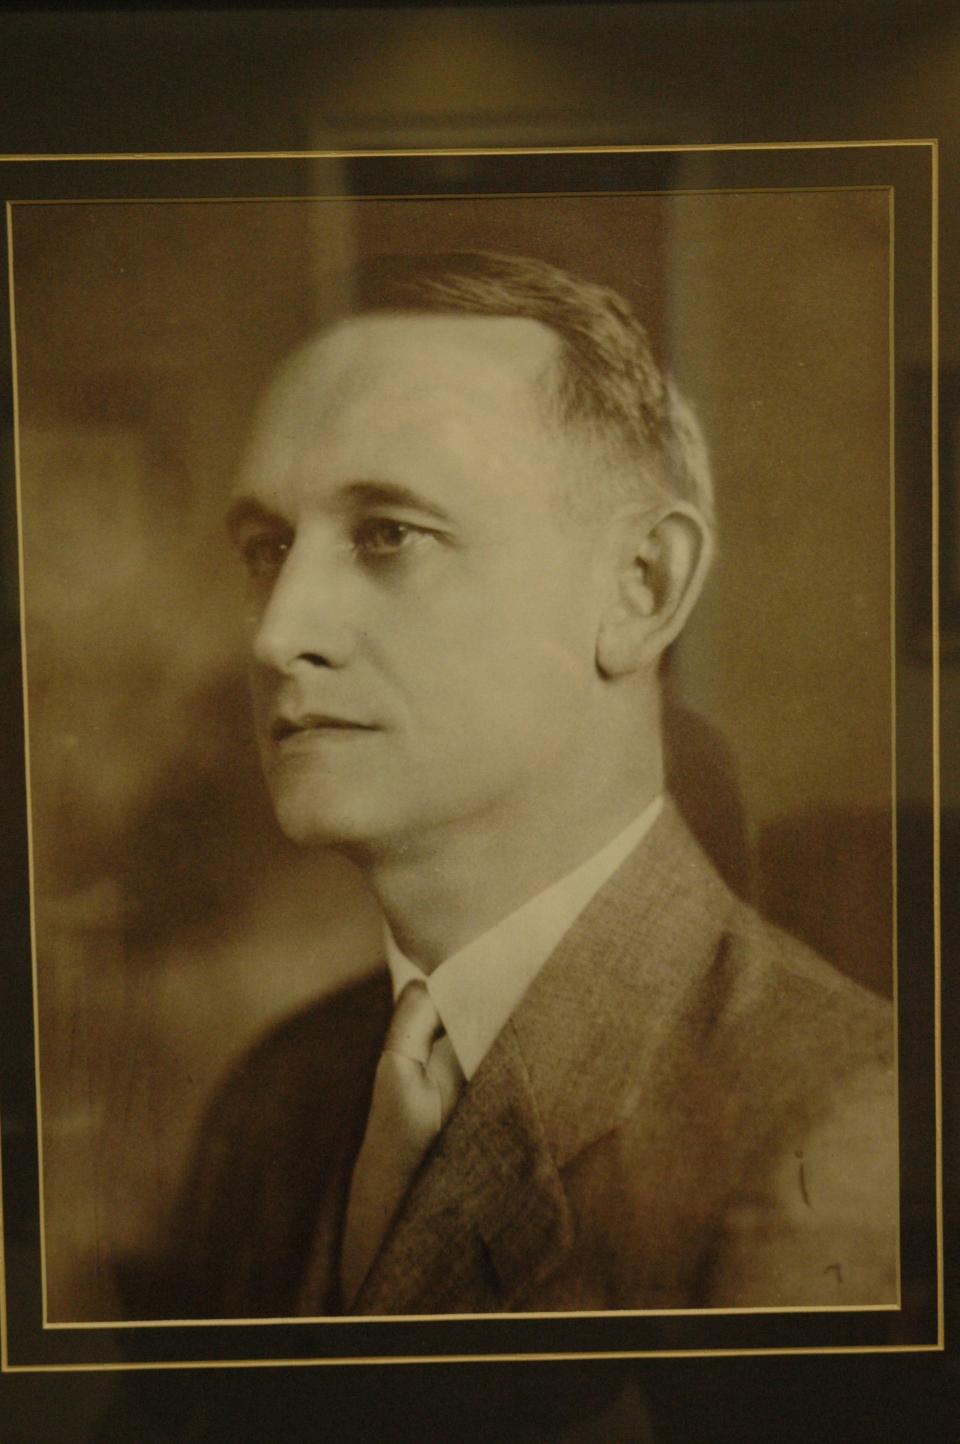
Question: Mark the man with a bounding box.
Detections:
[162,251,896,1318]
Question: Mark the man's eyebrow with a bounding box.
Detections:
[342,480,452,524]
[225,497,289,541]
[225,482,454,539]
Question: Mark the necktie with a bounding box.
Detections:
[340,980,464,1306]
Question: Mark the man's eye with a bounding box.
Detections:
[353,518,431,558]
[241,533,291,579]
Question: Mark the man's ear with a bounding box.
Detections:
[596,502,713,677]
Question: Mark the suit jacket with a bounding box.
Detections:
[160,800,897,1318]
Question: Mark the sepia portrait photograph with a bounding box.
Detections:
[7,173,907,1349]
[0,0,956,1438]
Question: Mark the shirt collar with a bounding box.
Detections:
[384,795,663,1081]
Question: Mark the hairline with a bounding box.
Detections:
[317,305,669,524]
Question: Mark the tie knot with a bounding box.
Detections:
[384,980,442,1066]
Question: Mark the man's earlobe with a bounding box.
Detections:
[596,503,713,678]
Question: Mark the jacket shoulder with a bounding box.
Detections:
[208,967,390,1118]
[145,969,389,1318]
[717,898,893,1068]
[591,896,897,1308]
[697,905,897,1306]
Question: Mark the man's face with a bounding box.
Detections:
[229,311,611,858]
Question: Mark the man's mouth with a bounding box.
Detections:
[270,714,379,743]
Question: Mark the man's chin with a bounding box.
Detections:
[267,787,391,856]
[274,807,370,852]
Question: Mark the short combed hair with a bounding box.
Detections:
[340,250,714,531]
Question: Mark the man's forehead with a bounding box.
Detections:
[235,311,572,509]
[260,310,562,425]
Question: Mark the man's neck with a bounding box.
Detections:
[363,784,662,974]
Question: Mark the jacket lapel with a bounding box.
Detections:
[510,798,735,1172]
[352,1019,572,1314]
[352,801,735,1316]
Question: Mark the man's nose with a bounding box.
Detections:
[251,538,359,673]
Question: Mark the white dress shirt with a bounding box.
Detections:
[384,795,663,1081]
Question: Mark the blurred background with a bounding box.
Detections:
[0,3,954,1442]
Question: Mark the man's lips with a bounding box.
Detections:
[270,714,379,743]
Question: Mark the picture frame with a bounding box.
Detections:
[939,369,960,649]
[0,5,952,1441]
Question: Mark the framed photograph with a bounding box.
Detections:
[0,5,951,1441]
[0,139,939,1377]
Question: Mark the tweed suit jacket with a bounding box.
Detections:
[161,801,897,1318]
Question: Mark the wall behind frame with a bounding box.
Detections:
[10,187,891,1320]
